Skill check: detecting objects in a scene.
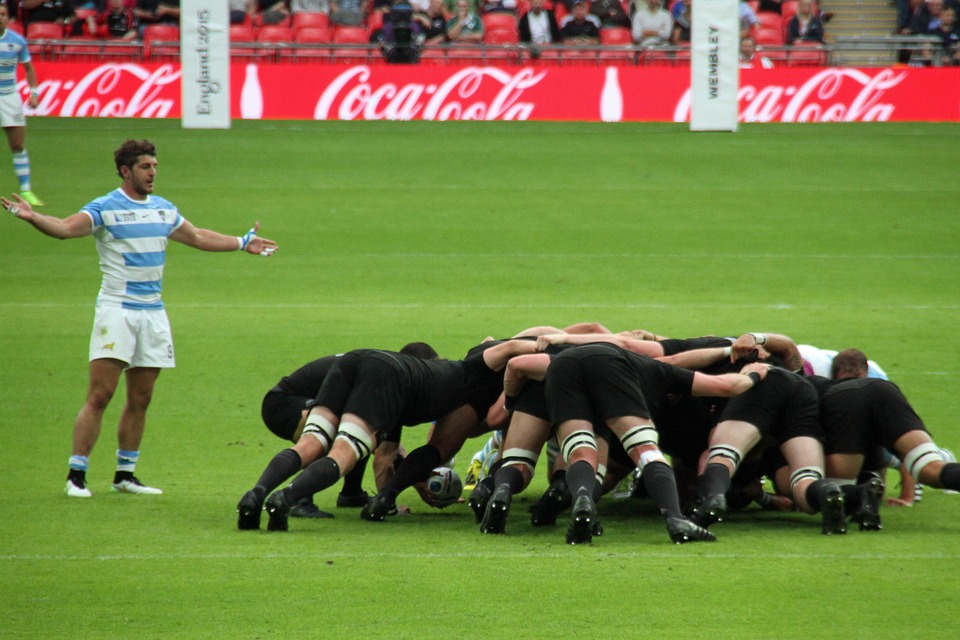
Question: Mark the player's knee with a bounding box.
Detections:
[560,430,597,464]
[790,465,823,492]
[502,447,538,475]
[302,414,337,452]
[706,444,744,473]
[903,442,942,481]
[620,424,658,457]
[335,421,376,462]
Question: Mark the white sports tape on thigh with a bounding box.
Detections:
[790,466,824,490]
[335,421,376,461]
[706,444,744,469]
[502,447,538,473]
[302,414,337,450]
[560,430,597,463]
[620,424,658,453]
[638,449,667,470]
[904,442,941,480]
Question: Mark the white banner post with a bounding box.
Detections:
[180,0,230,129]
[690,0,739,132]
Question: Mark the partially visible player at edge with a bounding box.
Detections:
[2,139,278,498]
[0,5,43,206]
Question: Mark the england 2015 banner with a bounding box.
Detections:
[690,0,739,131]
[180,0,230,128]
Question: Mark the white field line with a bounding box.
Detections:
[2,550,959,562]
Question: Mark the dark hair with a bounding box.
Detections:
[831,348,869,379]
[400,341,439,360]
[115,139,156,178]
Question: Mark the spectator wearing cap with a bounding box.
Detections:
[559,0,601,43]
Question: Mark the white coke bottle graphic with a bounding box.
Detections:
[600,67,623,123]
[240,64,263,120]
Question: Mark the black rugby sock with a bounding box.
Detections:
[642,460,684,520]
[840,483,861,514]
[804,478,832,512]
[286,457,340,503]
[381,444,442,501]
[699,463,732,499]
[255,449,302,497]
[565,460,597,500]
[340,456,369,496]
[493,465,525,494]
[939,462,960,490]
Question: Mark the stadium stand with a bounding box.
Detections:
[23,2,930,69]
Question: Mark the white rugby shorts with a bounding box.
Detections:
[0,92,26,128]
[89,306,176,368]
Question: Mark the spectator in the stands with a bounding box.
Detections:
[631,0,671,48]
[738,0,759,38]
[785,0,824,43]
[590,0,630,28]
[21,0,80,31]
[230,0,257,25]
[134,0,180,37]
[446,0,483,41]
[97,0,138,38]
[560,0,601,44]
[739,33,773,67]
[414,0,447,42]
[519,0,561,44]
[670,0,690,44]
[924,4,959,64]
[330,0,369,25]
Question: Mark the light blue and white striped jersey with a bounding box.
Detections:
[81,189,185,310]
[0,29,30,96]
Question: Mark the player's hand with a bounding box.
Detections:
[240,222,279,256]
[535,334,564,351]
[2,193,31,220]
[740,362,770,379]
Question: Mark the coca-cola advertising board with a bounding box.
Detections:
[23,62,960,122]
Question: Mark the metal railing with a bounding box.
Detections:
[27,36,951,67]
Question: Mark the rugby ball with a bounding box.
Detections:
[426,466,463,507]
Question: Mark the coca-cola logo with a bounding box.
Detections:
[314,66,547,121]
[24,64,181,118]
[673,69,908,123]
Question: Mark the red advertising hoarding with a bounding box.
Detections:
[25,61,960,122]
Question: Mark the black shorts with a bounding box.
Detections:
[513,380,548,421]
[315,351,405,441]
[821,378,927,455]
[545,344,649,427]
[260,390,309,442]
[719,369,822,444]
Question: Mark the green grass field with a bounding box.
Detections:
[1,119,958,639]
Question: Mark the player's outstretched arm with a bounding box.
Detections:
[3,194,92,239]
[170,220,278,256]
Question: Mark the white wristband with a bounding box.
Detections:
[236,236,244,251]
[751,333,767,345]
[722,346,732,357]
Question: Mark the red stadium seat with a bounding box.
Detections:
[295,26,331,43]
[787,41,827,66]
[292,11,329,33]
[142,24,180,60]
[756,11,782,31]
[332,25,369,44]
[256,25,294,42]
[26,22,64,41]
[230,23,256,42]
[229,23,258,59]
[781,0,798,20]
[754,26,784,46]
[599,26,632,45]
[482,12,517,33]
[252,12,292,29]
[483,28,519,45]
